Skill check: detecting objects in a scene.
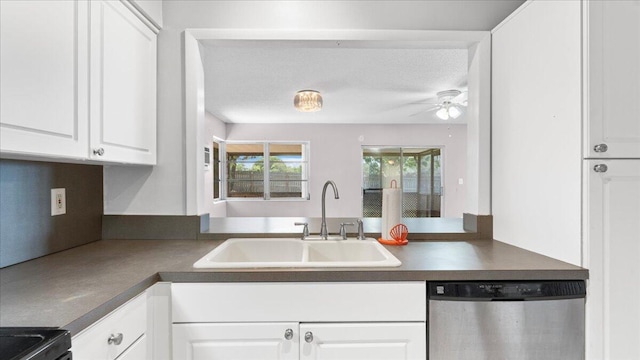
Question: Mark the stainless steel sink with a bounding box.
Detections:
[193,238,401,268]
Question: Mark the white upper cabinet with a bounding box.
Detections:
[90,0,157,164]
[585,0,640,158]
[0,0,157,165]
[0,0,89,159]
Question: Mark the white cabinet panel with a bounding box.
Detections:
[0,0,88,158]
[90,0,156,164]
[585,0,640,158]
[173,323,298,360]
[491,0,583,265]
[584,159,640,360]
[172,282,426,323]
[299,323,426,360]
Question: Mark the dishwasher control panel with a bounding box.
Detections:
[429,281,586,300]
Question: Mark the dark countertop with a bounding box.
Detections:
[0,239,587,336]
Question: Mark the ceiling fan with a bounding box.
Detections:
[412,89,467,120]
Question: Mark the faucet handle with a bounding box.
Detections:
[339,222,355,240]
[294,222,309,240]
[356,219,366,240]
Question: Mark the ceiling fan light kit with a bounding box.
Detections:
[409,88,467,120]
[294,90,323,112]
[435,89,464,120]
[436,107,449,120]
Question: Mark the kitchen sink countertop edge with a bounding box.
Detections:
[0,239,587,336]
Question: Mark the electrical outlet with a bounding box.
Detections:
[51,188,66,216]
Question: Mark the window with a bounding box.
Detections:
[362,147,442,218]
[216,141,309,200]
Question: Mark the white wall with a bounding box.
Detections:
[465,34,492,216]
[104,0,506,215]
[491,0,582,265]
[223,123,466,218]
[202,111,227,217]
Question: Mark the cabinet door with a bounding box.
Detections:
[584,160,640,359]
[90,0,157,164]
[173,323,298,360]
[0,0,89,159]
[585,0,640,158]
[299,323,426,360]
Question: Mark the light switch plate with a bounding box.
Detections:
[51,188,66,216]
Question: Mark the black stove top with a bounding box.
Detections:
[0,328,71,360]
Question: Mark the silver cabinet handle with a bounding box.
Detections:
[284,328,294,340]
[594,164,608,173]
[93,148,105,156]
[107,333,123,345]
[594,143,608,153]
[304,331,314,343]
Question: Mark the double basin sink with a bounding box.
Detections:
[193,238,402,268]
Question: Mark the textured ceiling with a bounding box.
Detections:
[202,41,469,124]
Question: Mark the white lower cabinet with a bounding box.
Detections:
[173,322,298,360]
[173,322,425,360]
[172,282,427,360]
[584,159,640,359]
[299,322,425,360]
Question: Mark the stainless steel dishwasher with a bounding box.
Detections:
[428,281,585,360]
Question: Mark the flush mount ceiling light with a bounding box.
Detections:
[294,90,323,112]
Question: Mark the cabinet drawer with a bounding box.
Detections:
[72,293,147,360]
[172,282,426,323]
[115,333,147,360]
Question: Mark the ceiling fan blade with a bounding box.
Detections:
[409,105,441,116]
[452,91,468,106]
[407,102,439,107]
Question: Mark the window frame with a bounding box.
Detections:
[217,140,310,201]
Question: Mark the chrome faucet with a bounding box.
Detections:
[320,180,339,239]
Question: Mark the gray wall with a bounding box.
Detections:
[0,159,103,268]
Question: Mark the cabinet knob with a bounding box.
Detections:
[594,164,608,173]
[93,148,105,156]
[107,333,123,345]
[304,331,314,343]
[593,143,608,153]
[284,328,294,340]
